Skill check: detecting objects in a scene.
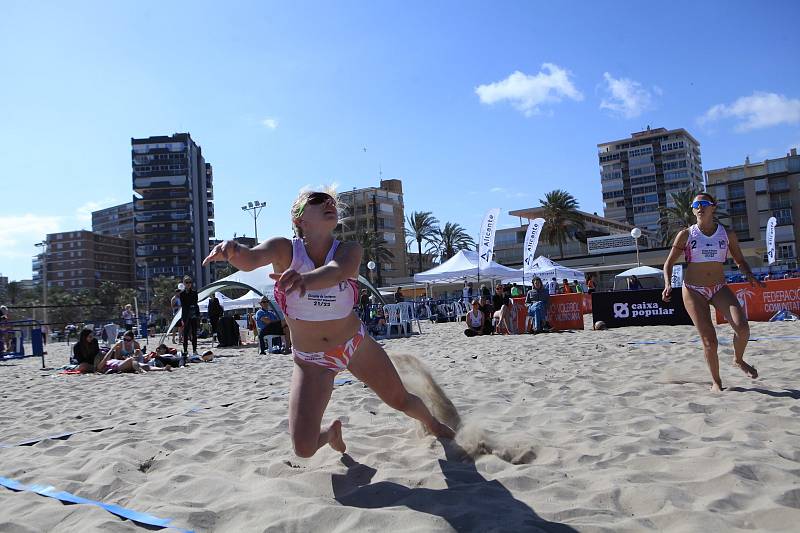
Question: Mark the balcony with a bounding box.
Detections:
[134,190,190,202]
[134,176,188,190]
[134,223,193,236]
[134,212,191,223]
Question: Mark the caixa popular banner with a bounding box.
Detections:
[716,278,800,323]
[592,289,693,328]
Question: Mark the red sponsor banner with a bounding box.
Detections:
[511,294,585,331]
[581,294,592,314]
[715,278,800,323]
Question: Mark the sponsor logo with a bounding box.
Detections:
[613,301,675,319]
[735,287,755,318]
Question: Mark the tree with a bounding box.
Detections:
[434,222,476,261]
[152,276,181,327]
[404,211,440,274]
[539,189,586,259]
[356,231,394,285]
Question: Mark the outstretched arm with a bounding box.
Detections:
[302,241,363,291]
[662,229,688,301]
[203,237,292,272]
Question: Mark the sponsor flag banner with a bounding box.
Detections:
[671,265,683,288]
[478,208,501,271]
[522,218,546,273]
[716,278,800,323]
[766,216,777,265]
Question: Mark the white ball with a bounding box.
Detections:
[631,228,642,239]
[178,283,186,291]
[367,261,376,270]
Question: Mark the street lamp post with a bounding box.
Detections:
[34,241,48,327]
[631,228,642,267]
[241,201,267,243]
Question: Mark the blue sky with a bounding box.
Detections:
[1,0,799,281]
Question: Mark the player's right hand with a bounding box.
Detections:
[203,240,238,265]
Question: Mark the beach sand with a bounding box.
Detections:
[1,318,799,532]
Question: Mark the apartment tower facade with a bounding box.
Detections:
[131,133,214,287]
[599,127,703,236]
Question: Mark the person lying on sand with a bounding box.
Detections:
[204,187,454,457]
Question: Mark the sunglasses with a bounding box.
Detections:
[691,200,714,209]
[297,192,335,217]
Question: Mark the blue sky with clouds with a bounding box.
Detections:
[1,0,799,281]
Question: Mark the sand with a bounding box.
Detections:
[1,318,799,532]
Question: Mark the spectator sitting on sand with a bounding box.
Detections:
[109,330,143,361]
[73,327,102,373]
[464,300,485,337]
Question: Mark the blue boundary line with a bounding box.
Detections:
[0,476,194,532]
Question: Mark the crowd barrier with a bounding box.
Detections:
[715,278,800,323]
[511,294,586,331]
[591,289,693,328]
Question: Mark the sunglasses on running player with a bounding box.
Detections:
[691,200,714,209]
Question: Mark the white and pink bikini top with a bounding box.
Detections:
[274,238,358,321]
[685,224,729,263]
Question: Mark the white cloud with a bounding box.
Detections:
[698,92,800,132]
[0,214,61,257]
[490,187,507,193]
[75,198,117,223]
[261,117,279,130]
[475,63,583,117]
[600,72,653,118]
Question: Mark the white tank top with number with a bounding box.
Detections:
[274,238,358,321]
[685,224,728,263]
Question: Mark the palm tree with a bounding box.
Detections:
[355,231,394,286]
[658,188,727,245]
[404,211,440,274]
[539,189,585,259]
[435,222,476,261]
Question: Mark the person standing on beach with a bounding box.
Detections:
[662,192,763,392]
[203,188,454,457]
[179,277,200,357]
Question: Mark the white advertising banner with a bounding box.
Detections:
[766,216,777,265]
[478,208,501,271]
[523,218,545,273]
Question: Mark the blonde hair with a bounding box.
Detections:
[290,185,342,238]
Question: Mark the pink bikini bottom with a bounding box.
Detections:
[683,282,726,301]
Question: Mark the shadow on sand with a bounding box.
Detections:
[728,387,800,399]
[332,440,577,532]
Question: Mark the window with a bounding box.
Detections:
[728,183,745,199]
[778,243,796,259]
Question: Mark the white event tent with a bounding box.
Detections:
[413,250,519,284]
[613,265,663,290]
[503,256,585,284]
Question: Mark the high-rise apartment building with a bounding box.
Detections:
[336,179,408,285]
[132,133,214,287]
[599,127,703,235]
[706,148,800,266]
[32,231,135,292]
[92,202,134,238]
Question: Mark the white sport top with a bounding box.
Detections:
[685,224,729,263]
[274,238,358,321]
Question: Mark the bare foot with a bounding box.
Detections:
[327,420,346,453]
[734,359,758,379]
[710,381,723,392]
[428,419,456,439]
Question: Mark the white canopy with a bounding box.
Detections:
[614,266,662,278]
[198,292,238,312]
[232,289,264,308]
[412,250,519,284]
[503,256,585,284]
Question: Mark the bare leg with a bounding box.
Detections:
[348,335,455,438]
[288,359,344,457]
[712,287,757,379]
[682,286,723,391]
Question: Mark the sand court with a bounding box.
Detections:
[1,318,799,532]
